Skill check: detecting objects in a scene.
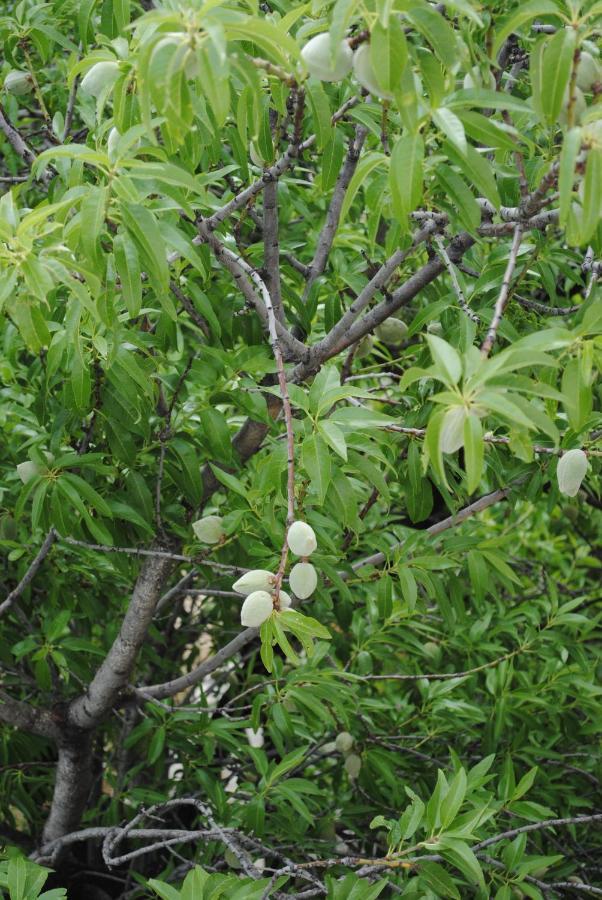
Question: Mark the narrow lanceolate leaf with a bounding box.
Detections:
[114,230,142,317]
[463,413,484,494]
[404,6,459,71]
[390,132,424,228]
[432,108,467,155]
[120,203,172,315]
[580,148,602,244]
[80,185,108,271]
[425,408,450,489]
[558,127,582,226]
[302,434,331,505]
[370,18,408,94]
[539,27,576,124]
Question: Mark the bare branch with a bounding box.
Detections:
[0,689,61,740]
[480,225,523,356]
[433,233,480,322]
[347,646,524,681]
[68,553,175,729]
[41,738,94,846]
[305,232,475,369]
[263,179,285,324]
[197,222,307,361]
[0,528,57,618]
[0,102,39,169]
[302,125,368,300]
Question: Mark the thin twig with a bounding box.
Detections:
[481,225,523,356]
[433,234,480,322]
[0,528,57,618]
[347,646,525,681]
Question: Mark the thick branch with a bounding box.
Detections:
[68,553,175,729]
[0,689,61,740]
[0,102,39,169]
[302,125,368,300]
[263,179,285,324]
[197,222,307,362]
[41,737,94,846]
[306,232,475,370]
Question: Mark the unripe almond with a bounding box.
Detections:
[249,142,265,167]
[232,569,276,594]
[355,334,374,358]
[440,407,467,454]
[576,51,600,91]
[287,520,317,556]
[335,731,354,753]
[301,33,353,82]
[16,452,53,484]
[289,562,317,599]
[192,515,224,544]
[4,70,33,95]
[278,590,292,610]
[240,590,273,627]
[352,44,394,100]
[557,448,588,497]
[344,753,362,779]
[80,61,120,97]
[107,127,121,162]
[374,317,408,345]
[16,460,39,484]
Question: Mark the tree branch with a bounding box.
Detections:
[481,225,523,356]
[138,484,514,700]
[0,689,61,740]
[197,222,307,362]
[0,528,57,618]
[302,125,368,301]
[263,179,285,324]
[68,553,175,729]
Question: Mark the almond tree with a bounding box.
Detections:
[0,0,601,897]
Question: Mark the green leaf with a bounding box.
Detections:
[440,767,467,827]
[420,861,461,900]
[121,203,174,318]
[436,166,480,233]
[370,18,408,94]
[80,185,108,270]
[538,27,576,124]
[463,413,483,494]
[559,127,582,226]
[433,108,467,155]
[427,335,462,385]
[492,0,562,56]
[340,152,387,223]
[199,408,233,463]
[390,132,424,228]
[302,434,331,504]
[425,408,450,489]
[580,148,602,244]
[440,837,485,888]
[114,230,143,317]
[147,879,181,900]
[404,5,460,71]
